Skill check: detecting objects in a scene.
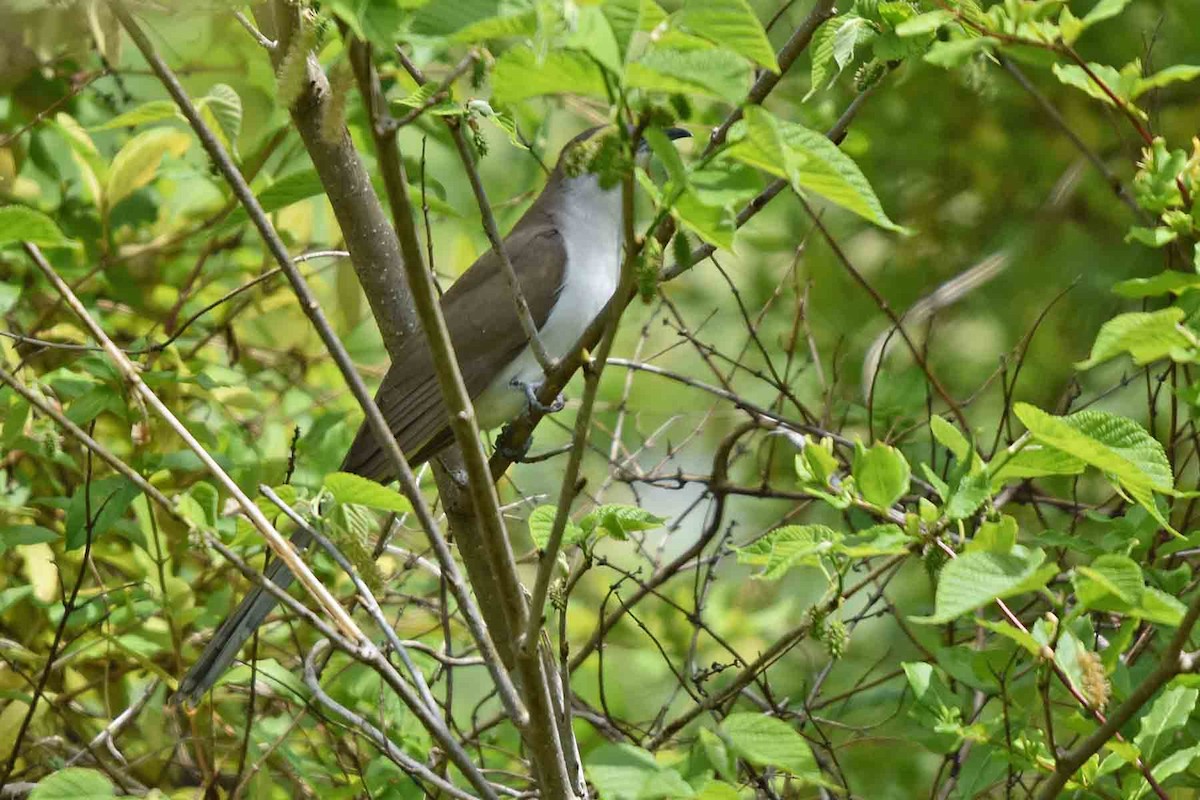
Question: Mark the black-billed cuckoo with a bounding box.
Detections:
[176,126,691,703]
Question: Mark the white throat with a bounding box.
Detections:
[473,173,624,430]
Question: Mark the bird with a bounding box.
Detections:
[174,125,692,704]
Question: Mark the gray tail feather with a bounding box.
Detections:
[172,529,312,706]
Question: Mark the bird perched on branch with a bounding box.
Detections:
[175,124,691,704]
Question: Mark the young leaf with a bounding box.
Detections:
[1074,554,1144,609]
[27,768,115,800]
[1081,0,1132,27]
[627,46,751,102]
[1075,308,1196,369]
[894,10,954,36]
[735,524,839,579]
[528,504,585,549]
[491,46,608,105]
[680,0,780,72]
[968,515,1017,554]
[852,442,910,508]
[90,100,180,131]
[720,713,821,779]
[199,84,242,152]
[1134,685,1198,763]
[1133,65,1200,98]
[924,36,998,68]
[930,415,972,463]
[913,546,1056,624]
[581,504,665,540]
[0,206,74,249]
[323,472,412,513]
[989,444,1086,485]
[106,127,192,208]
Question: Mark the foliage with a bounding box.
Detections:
[2,0,1200,798]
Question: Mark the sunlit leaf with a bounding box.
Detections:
[324,472,412,513]
[1076,308,1196,369]
[913,546,1056,623]
[680,0,779,71]
[106,127,191,208]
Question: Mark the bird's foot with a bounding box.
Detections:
[512,378,565,415]
[496,425,533,462]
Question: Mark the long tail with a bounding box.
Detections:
[172,528,312,706]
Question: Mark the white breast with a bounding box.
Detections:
[473,174,623,431]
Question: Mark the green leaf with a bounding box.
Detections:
[945,471,992,520]
[1052,62,1143,116]
[1075,308,1195,369]
[833,16,872,73]
[673,189,736,249]
[1125,226,1178,248]
[735,524,839,579]
[65,477,140,550]
[586,743,694,800]
[806,16,840,98]
[895,9,954,36]
[106,127,191,208]
[1135,685,1198,763]
[200,84,242,152]
[1013,404,1174,504]
[566,7,622,75]
[491,46,608,105]
[989,444,1086,485]
[924,36,998,68]
[853,442,910,507]
[781,121,909,233]
[581,503,665,540]
[528,504,585,549]
[1135,586,1186,626]
[1074,554,1143,608]
[839,523,911,557]
[28,768,115,800]
[720,713,821,779]
[627,47,751,103]
[728,111,908,232]
[1081,0,1131,26]
[1134,65,1200,98]
[930,415,972,463]
[323,472,412,513]
[913,546,1055,624]
[90,100,179,131]
[976,617,1045,656]
[0,206,74,248]
[681,0,779,72]
[968,515,1017,554]
[454,10,537,42]
[0,524,59,554]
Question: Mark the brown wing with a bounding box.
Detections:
[340,223,568,482]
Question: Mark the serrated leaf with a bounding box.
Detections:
[924,36,998,68]
[853,442,910,507]
[735,524,839,579]
[681,0,779,72]
[945,470,992,520]
[1074,554,1143,608]
[1053,62,1144,117]
[28,768,115,800]
[989,444,1086,485]
[90,100,179,131]
[1013,404,1174,503]
[627,46,751,102]
[323,472,412,513]
[806,17,840,98]
[895,9,954,36]
[833,16,872,72]
[721,713,821,779]
[913,546,1055,624]
[492,46,608,105]
[201,84,242,151]
[1135,685,1198,763]
[968,515,1017,554]
[1135,587,1186,626]
[0,206,74,248]
[1076,308,1195,369]
[106,127,191,208]
[527,504,585,549]
[728,111,908,232]
[581,503,665,539]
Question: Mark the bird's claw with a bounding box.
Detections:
[514,379,565,415]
